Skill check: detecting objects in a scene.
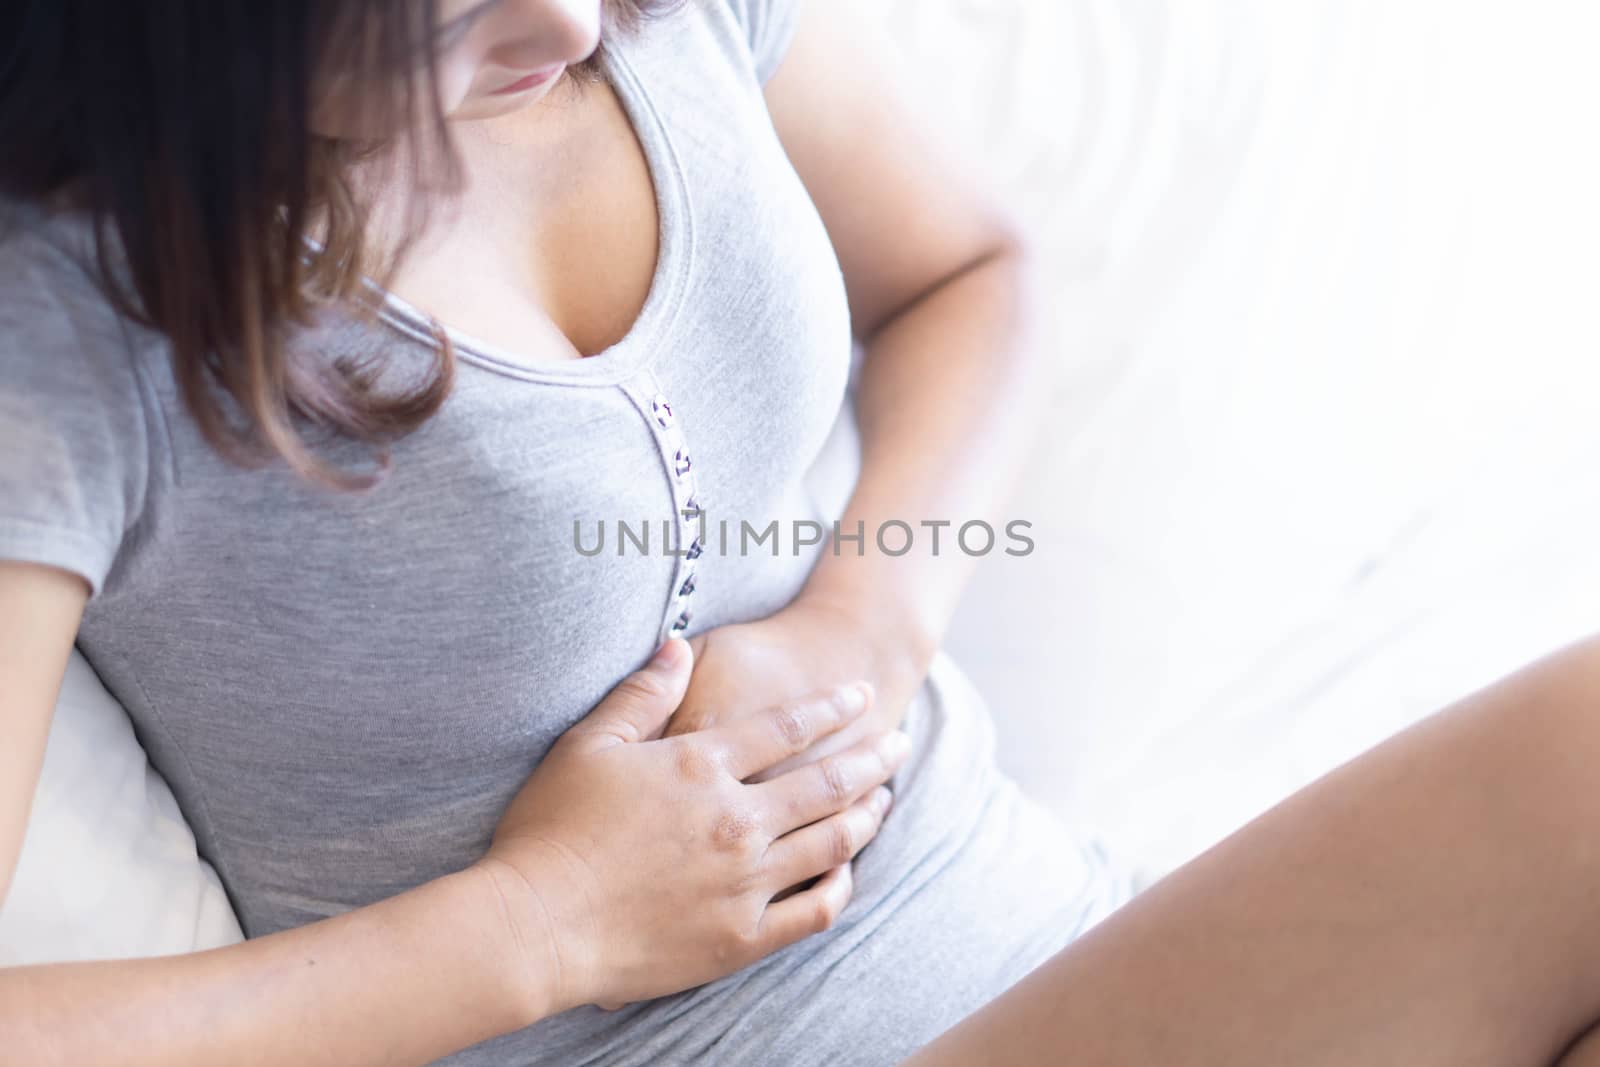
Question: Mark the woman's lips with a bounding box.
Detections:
[491,65,566,95]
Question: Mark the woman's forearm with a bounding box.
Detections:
[801,239,1050,669]
[1,864,544,1067]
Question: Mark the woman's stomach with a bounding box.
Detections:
[439,652,1133,1067]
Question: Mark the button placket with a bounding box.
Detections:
[628,374,702,642]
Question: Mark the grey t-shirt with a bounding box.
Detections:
[0,1,1128,1063]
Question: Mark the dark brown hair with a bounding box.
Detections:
[0,0,675,489]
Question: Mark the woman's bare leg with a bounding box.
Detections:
[1559,1026,1600,1066]
[902,633,1600,1067]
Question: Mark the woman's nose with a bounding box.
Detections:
[491,0,603,70]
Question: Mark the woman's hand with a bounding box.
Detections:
[475,637,911,1019]
[664,594,932,784]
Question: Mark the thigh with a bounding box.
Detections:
[903,634,1600,1067]
[1559,1025,1600,1067]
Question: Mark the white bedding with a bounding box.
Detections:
[0,650,242,964]
[885,0,1600,875]
[5,0,1600,961]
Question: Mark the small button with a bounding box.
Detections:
[685,537,703,561]
[678,573,697,598]
[682,494,700,518]
[673,450,692,478]
[670,610,692,633]
[651,395,675,429]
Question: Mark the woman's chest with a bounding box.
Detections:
[381,75,661,361]
[101,306,849,724]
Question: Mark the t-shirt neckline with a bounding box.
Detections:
[373,37,693,387]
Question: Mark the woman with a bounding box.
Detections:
[7,2,1600,1066]
[0,0,1126,1063]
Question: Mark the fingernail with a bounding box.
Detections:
[871,786,893,813]
[837,682,872,714]
[651,638,684,669]
[881,729,912,759]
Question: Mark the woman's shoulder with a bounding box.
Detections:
[0,197,137,361]
[0,197,165,423]
[719,0,802,71]
[0,197,160,600]
[636,0,802,88]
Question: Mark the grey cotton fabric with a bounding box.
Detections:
[0,0,1131,1062]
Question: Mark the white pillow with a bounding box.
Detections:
[0,646,243,965]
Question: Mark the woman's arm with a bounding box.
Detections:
[5,868,539,1067]
[661,2,1049,760]
[764,0,1054,684]
[0,562,78,908]
[659,8,1049,758]
[0,561,907,1065]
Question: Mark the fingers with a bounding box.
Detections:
[712,682,876,781]
[564,638,693,751]
[755,862,856,950]
[753,726,911,837]
[762,785,894,892]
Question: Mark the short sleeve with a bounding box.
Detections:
[0,227,151,600]
[722,0,804,85]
